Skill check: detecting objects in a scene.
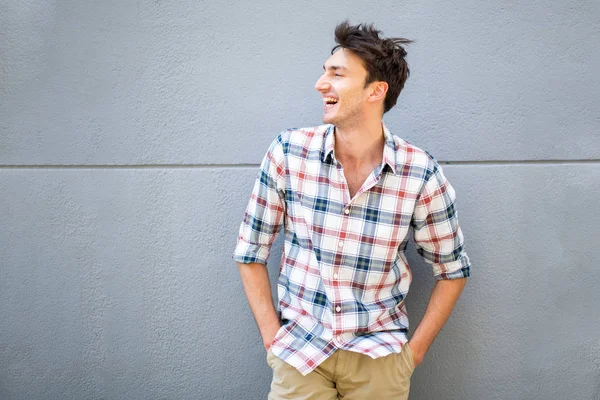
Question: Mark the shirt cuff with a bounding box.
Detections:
[433,253,471,280]
[233,238,270,265]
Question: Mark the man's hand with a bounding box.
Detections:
[408,339,427,368]
[237,262,281,352]
[408,278,467,368]
[262,320,281,351]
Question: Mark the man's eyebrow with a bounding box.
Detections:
[322,65,348,71]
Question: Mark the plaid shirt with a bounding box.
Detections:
[234,123,471,375]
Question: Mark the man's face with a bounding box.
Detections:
[314,48,372,126]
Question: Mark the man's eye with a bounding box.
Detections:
[334,74,342,77]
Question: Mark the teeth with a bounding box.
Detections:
[323,97,338,104]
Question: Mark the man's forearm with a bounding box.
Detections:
[408,278,467,366]
[237,262,281,350]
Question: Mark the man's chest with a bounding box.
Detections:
[343,164,377,199]
[286,160,424,244]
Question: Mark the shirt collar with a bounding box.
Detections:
[322,122,398,174]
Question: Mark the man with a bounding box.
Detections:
[234,21,471,399]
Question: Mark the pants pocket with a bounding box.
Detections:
[401,343,416,372]
[266,349,275,368]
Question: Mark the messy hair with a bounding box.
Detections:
[332,21,412,113]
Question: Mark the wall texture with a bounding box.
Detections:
[1,1,599,399]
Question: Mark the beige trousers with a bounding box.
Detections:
[266,344,415,400]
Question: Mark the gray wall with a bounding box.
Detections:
[1,1,599,399]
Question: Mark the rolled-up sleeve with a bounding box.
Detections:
[411,161,471,280]
[233,136,286,265]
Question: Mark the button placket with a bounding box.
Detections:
[334,205,349,295]
[333,198,351,335]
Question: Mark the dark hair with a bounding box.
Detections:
[332,21,412,114]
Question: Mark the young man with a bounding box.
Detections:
[234,21,471,399]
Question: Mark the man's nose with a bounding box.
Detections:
[315,75,330,92]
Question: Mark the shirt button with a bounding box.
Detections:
[336,306,341,312]
[338,241,344,247]
[344,209,350,215]
[333,273,339,279]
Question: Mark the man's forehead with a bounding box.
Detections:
[323,49,364,72]
[323,49,348,68]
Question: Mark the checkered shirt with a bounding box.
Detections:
[234,123,471,375]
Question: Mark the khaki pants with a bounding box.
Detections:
[266,344,415,400]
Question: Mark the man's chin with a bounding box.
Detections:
[322,114,336,125]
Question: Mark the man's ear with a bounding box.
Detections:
[368,81,388,103]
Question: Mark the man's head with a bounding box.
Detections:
[315,21,412,126]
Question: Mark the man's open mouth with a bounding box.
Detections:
[323,97,339,106]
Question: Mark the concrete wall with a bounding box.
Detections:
[1,1,599,399]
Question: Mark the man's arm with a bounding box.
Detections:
[238,262,281,351]
[408,277,467,366]
[233,136,286,351]
[409,159,472,367]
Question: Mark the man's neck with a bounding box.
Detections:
[334,119,385,167]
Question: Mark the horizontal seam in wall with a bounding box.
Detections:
[0,160,599,169]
